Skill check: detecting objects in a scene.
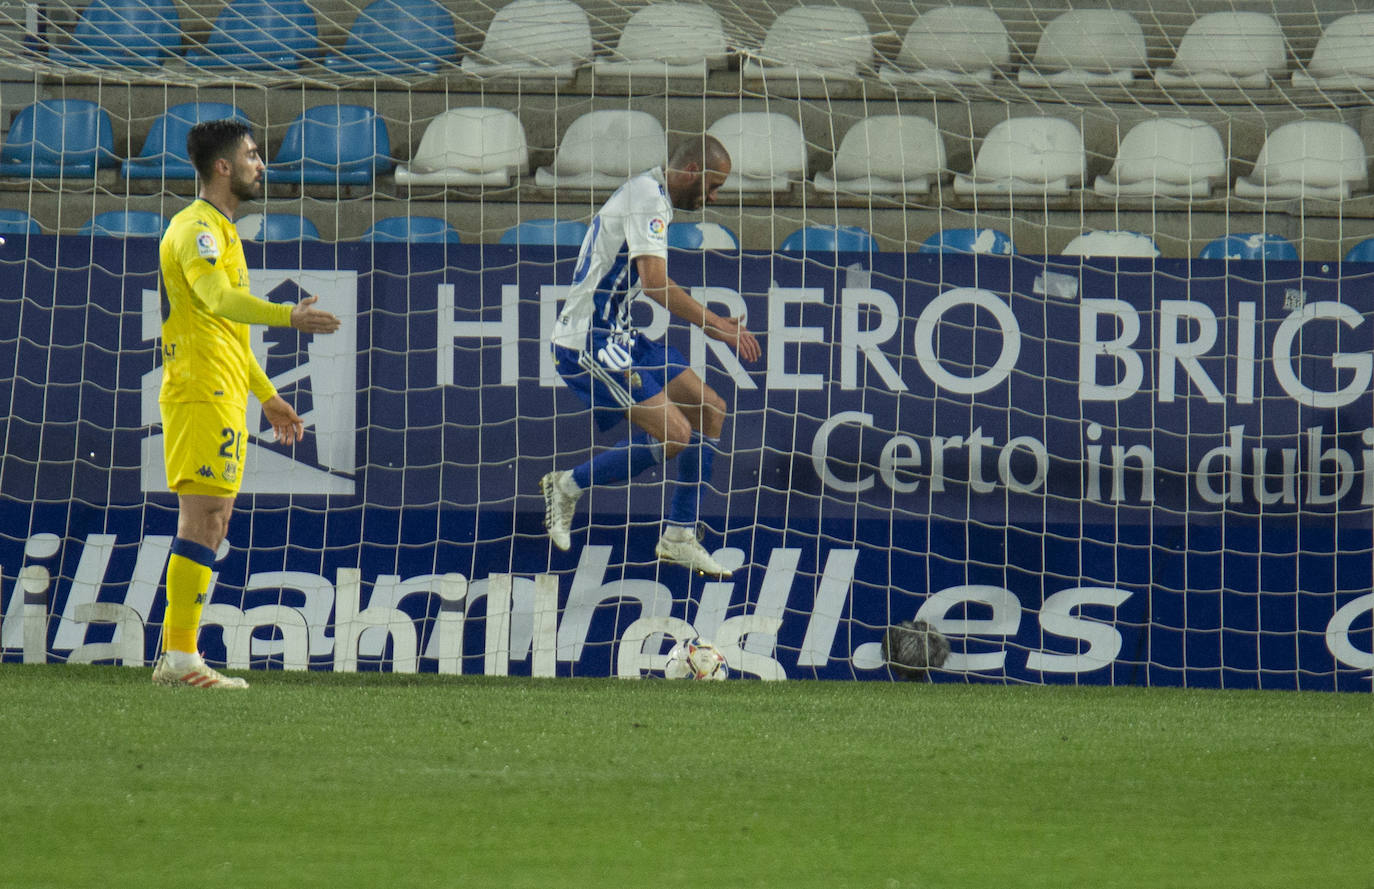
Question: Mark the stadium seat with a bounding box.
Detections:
[535,111,667,189]
[814,115,944,196]
[706,112,807,194]
[1062,230,1159,258]
[324,0,458,75]
[498,218,588,246]
[1294,14,1374,89]
[461,0,592,82]
[49,0,182,67]
[235,213,321,241]
[394,107,528,187]
[1018,10,1146,86]
[122,102,248,181]
[879,6,1009,85]
[742,5,872,81]
[362,215,461,243]
[0,209,41,234]
[1156,12,1286,89]
[0,100,117,179]
[186,0,319,70]
[954,116,1085,196]
[1233,121,1368,201]
[1197,233,1298,261]
[668,222,739,250]
[1343,239,1374,263]
[919,228,1016,255]
[271,105,391,187]
[79,210,167,237]
[1093,118,1228,199]
[779,225,875,253]
[592,2,729,79]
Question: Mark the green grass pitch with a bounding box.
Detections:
[1,664,1371,889]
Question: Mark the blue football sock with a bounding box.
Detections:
[668,433,717,526]
[572,432,664,489]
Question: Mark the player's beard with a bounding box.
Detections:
[230,169,263,203]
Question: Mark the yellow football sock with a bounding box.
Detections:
[164,539,216,653]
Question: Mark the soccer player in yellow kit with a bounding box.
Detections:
[151,119,340,688]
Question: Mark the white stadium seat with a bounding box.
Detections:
[592,3,729,79]
[954,116,1085,196]
[1062,230,1160,258]
[394,107,529,187]
[1155,12,1286,89]
[460,0,591,82]
[879,6,1009,86]
[1094,118,1228,199]
[814,115,945,196]
[1293,13,1374,89]
[706,112,807,194]
[1234,121,1368,201]
[1018,10,1147,87]
[742,5,872,82]
[534,110,667,189]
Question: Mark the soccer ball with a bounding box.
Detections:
[664,637,728,680]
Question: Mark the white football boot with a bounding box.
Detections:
[655,526,732,578]
[540,470,581,551]
[152,651,249,689]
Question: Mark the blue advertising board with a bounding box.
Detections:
[1,235,1371,689]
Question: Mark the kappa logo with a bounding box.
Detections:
[196,465,215,479]
[141,268,359,496]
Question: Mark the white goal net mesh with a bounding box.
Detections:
[0,0,1371,688]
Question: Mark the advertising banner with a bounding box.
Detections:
[1,236,1370,689]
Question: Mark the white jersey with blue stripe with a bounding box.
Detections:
[551,167,672,351]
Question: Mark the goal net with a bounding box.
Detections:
[0,0,1371,689]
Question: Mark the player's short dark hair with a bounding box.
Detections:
[187,119,254,180]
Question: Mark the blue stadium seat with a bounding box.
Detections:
[778,224,875,253]
[237,213,322,241]
[498,218,589,246]
[324,0,458,75]
[0,209,41,234]
[50,0,182,67]
[918,228,1016,255]
[1343,238,1374,263]
[1197,233,1298,260]
[122,102,248,181]
[79,210,168,237]
[187,0,319,70]
[271,105,391,187]
[362,215,461,243]
[0,100,117,179]
[668,222,739,250]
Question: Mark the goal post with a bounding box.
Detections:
[0,0,1371,688]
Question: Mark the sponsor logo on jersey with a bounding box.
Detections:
[195,231,219,259]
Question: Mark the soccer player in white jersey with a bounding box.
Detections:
[542,135,761,577]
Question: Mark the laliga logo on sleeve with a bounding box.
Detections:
[195,231,219,259]
[648,217,666,239]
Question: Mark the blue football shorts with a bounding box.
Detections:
[552,330,691,431]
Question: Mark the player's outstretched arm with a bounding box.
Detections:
[290,295,341,334]
[636,254,759,362]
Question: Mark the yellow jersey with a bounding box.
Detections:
[158,198,292,409]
